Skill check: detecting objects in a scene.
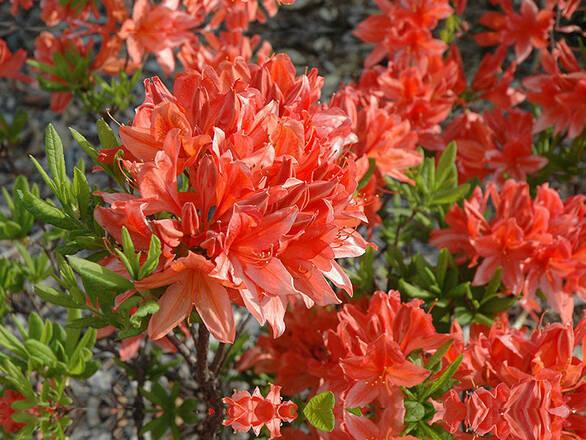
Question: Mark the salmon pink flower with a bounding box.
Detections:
[432,180,586,321]
[135,252,235,343]
[119,0,201,75]
[223,384,297,439]
[95,54,368,342]
[475,0,554,63]
[0,39,30,82]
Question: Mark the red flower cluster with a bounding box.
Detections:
[430,179,586,322]
[436,315,586,440]
[223,384,297,439]
[442,109,547,184]
[353,0,453,70]
[96,54,368,344]
[524,41,586,139]
[332,0,467,229]
[0,389,25,434]
[474,0,554,64]
[0,38,29,82]
[178,31,272,74]
[240,291,453,439]
[33,31,94,112]
[1,0,297,112]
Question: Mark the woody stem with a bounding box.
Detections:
[195,324,223,440]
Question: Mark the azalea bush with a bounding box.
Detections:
[0,0,585,439]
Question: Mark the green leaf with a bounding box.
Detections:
[345,407,362,417]
[97,119,119,149]
[35,284,85,309]
[27,313,44,341]
[422,354,463,400]
[431,183,470,206]
[303,391,335,433]
[24,339,58,365]
[69,128,99,162]
[424,339,453,371]
[480,296,518,315]
[46,124,67,189]
[11,411,39,424]
[454,306,474,326]
[177,399,199,424]
[17,191,79,230]
[404,401,425,423]
[132,300,160,319]
[435,142,457,188]
[138,235,162,280]
[67,256,134,294]
[73,167,91,223]
[435,248,454,289]
[0,325,28,359]
[356,157,376,192]
[38,77,72,93]
[399,279,435,300]
[484,267,502,297]
[11,399,38,411]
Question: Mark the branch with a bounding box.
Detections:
[166,333,197,369]
[194,324,223,440]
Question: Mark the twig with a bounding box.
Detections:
[394,209,418,247]
[166,333,197,368]
[214,314,252,375]
[210,343,226,374]
[195,324,223,440]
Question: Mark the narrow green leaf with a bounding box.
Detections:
[97,119,119,149]
[484,267,502,297]
[399,279,435,300]
[422,354,463,400]
[138,235,161,280]
[67,256,134,294]
[17,191,79,230]
[424,339,453,371]
[24,339,58,365]
[35,284,85,308]
[69,128,99,162]
[431,183,470,206]
[435,142,457,188]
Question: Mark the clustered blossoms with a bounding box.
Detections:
[2,0,586,438]
[96,53,368,346]
[240,291,456,439]
[436,313,586,440]
[431,179,586,322]
[223,384,297,439]
[0,0,296,112]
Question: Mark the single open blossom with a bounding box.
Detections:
[0,390,26,434]
[223,384,297,439]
